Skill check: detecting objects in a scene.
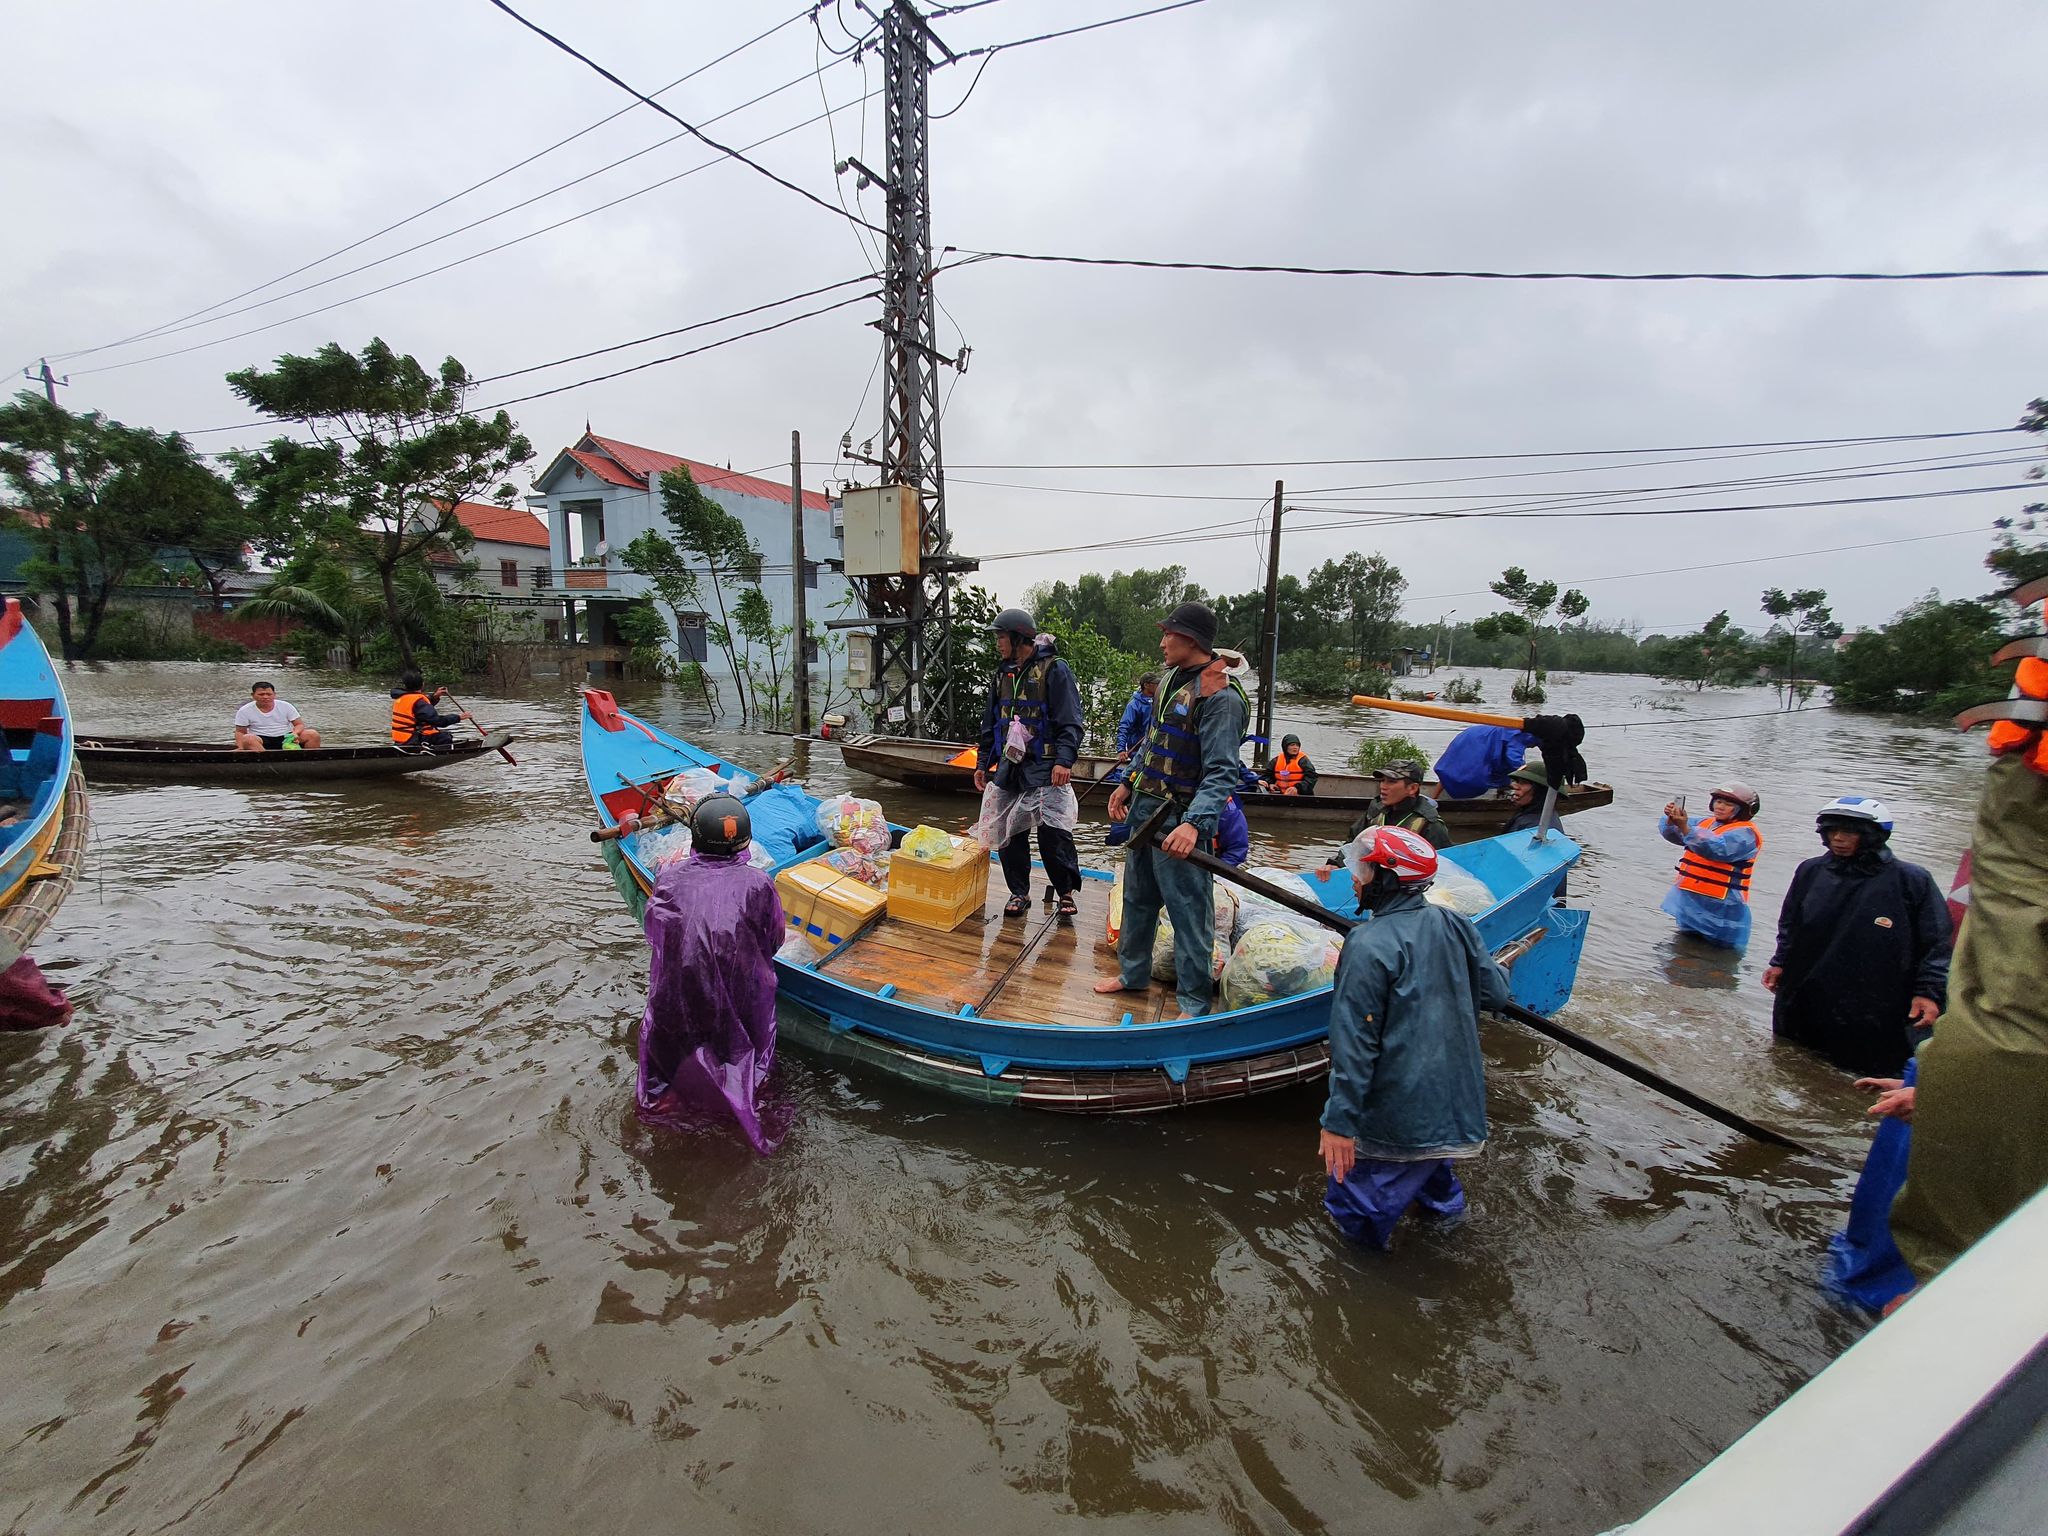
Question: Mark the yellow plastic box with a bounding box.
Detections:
[776,859,888,955]
[888,836,992,933]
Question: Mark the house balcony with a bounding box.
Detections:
[529,564,649,600]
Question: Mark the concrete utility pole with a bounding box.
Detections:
[790,429,811,735]
[25,358,65,405]
[844,0,976,737]
[1253,481,1284,765]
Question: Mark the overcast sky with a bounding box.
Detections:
[6,0,2045,636]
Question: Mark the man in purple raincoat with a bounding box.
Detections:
[638,793,785,1153]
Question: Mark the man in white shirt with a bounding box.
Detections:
[233,679,321,752]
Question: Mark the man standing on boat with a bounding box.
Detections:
[974,608,1085,921]
[1096,600,1248,1018]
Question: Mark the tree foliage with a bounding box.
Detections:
[1304,552,1407,663]
[1834,593,2011,717]
[1469,566,1589,703]
[1642,610,1758,690]
[0,391,243,659]
[1026,566,1203,656]
[657,465,760,719]
[226,339,533,673]
[1036,604,1149,750]
[1759,586,1840,708]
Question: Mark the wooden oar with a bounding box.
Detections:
[1128,809,1816,1155]
[440,690,518,765]
[1351,693,1525,730]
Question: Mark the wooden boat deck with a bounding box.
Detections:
[821,872,1186,1026]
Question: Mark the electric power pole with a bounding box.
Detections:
[1253,481,1284,764]
[790,429,811,735]
[846,0,976,737]
[26,358,66,406]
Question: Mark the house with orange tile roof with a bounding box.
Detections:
[526,430,848,684]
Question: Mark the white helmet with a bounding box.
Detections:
[1816,794,1893,840]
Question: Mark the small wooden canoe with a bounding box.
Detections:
[836,734,1614,836]
[592,695,1590,1113]
[0,599,78,917]
[0,765,88,968]
[77,732,513,785]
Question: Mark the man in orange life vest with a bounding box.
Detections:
[1262,733,1319,795]
[1657,782,1764,949]
[390,668,467,751]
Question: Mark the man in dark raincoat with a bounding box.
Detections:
[1763,794,1950,1078]
[638,793,785,1153]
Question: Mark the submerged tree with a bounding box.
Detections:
[1759,587,1840,708]
[226,339,533,673]
[1470,567,1590,705]
[1646,610,1757,691]
[657,466,761,721]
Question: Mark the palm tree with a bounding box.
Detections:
[237,559,417,670]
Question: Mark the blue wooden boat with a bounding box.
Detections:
[0,598,79,924]
[582,690,1589,1112]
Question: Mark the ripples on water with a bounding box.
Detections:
[1,663,1978,1531]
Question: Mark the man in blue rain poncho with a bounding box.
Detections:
[637,794,785,1154]
[1657,781,1765,949]
[1320,825,1511,1250]
[1114,673,1159,762]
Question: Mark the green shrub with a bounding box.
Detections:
[1346,733,1431,775]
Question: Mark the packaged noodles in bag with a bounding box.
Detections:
[816,793,890,855]
[900,824,955,862]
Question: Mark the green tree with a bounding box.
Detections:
[1470,567,1590,704]
[225,339,533,674]
[1644,610,1758,690]
[932,584,1002,741]
[1305,552,1407,661]
[1834,593,2011,717]
[734,585,794,729]
[657,466,761,719]
[1759,586,1840,708]
[0,391,243,659]
[1027,566,1203,655]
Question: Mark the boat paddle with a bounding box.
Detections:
[439,690,518,765]
[1126,804,1817,1156]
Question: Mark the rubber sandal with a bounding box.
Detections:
[1003,894,1030,918]
[1057,893,1079,921]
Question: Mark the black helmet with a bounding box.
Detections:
[1158,600,1217,652]
[691,793,751,857]
[992,607,1036,640]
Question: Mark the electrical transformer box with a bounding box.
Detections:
[840,485,921,576]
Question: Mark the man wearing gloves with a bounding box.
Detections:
[1764,795,1950,1077]
[1096,600,1248,1018]
[975,607,1086,920]
[1320,825,1511,1250]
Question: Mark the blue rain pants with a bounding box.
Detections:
[1325,1158,1467,1250]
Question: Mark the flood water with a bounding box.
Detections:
[0,663,1985,1533]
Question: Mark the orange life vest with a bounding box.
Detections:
[1271,751,1306,788]
[1985,595,2048,775]
[391,691,435,744]
[1673,816,1764,901]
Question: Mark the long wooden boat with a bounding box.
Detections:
[76,732,513,785]
[0,766,89,969]
[0,599,81,930]
[588,692,1591,1113]
[836,732,1613,835]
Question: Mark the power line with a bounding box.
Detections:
[485,0,882,235]
[65,59,854,363]
[952,0,1214,58]
[37,5,818,367]
[933,427,2023,470]
[946,247,2048,283]
[71,86,883,378]
[1303,480,2036,525]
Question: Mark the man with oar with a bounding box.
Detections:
[1096,601,1247,1019]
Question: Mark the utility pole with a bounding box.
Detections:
[25,358,66,406]
[1253,481,1283,765]
[790,429,811,735]
[842,0,976,737]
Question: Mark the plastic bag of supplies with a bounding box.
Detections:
[816,793,890,855]
[1220,914,1341,1010]
[1150,885,1239,983]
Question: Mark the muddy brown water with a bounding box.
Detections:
[0,663,1984,1533]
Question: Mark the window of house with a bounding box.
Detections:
[500,559,520,588]
[544,619,561,642]
[675,612,710,664]
[803,560,819,590]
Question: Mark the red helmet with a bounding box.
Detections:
[1342,825,1438,887]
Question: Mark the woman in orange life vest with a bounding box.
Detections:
[1657,781,1764,949]
[389,668,468,751]
[1261,733,1319,795]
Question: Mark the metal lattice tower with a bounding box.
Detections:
[855,0,972,737]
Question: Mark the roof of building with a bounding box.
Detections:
[448,500,551,549]
[545,432,830,512]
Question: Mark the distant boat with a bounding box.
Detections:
[835,734,1614,836]
[76,732,513,785]
[0,598,87,960]
[586,692,1590,1113]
